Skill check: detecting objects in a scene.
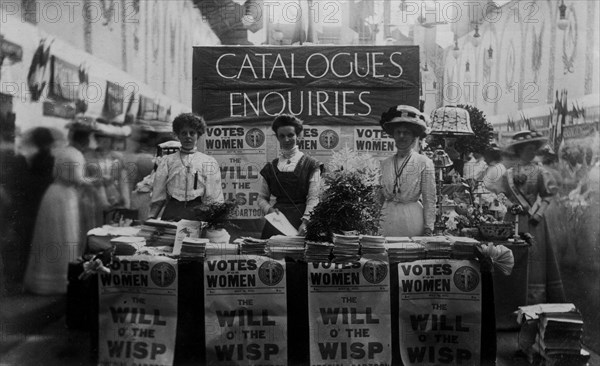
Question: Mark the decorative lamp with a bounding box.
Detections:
[432,149,453,169]
[452,36,460,59]
[429,106,474,136]
[471,23,481,47]
[557,0,569,30]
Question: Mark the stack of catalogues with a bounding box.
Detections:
[412,236,452,259]
[384,237,425,263]
[205,243,239,257]
[239,237,268,255]
[139,219,177,246]
[180,238,209,259]
[447,236,480,259]
[304,241,334,262]
[266,235,305,260]
[359,235,386,256]
[110,236,146,256]
[332,234,361,262]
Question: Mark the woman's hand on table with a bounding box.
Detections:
[423,227,433,236]
[267,207,281,215]
[298,219,309,236]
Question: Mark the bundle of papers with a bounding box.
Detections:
[138,219,177,246]
[110,236,146,256]
[266,235,305,261]
[384,238,425,263]
[304,241,334,263]
[180,238,209,259]
[332,233,361,262]
[412,236,452,259]
[516,304,588,365]
[205,243,239,257]
[359,235,386,256]
[239,237,268,256]
[446,236,480,260]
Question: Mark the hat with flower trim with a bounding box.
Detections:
[504,130,547,153]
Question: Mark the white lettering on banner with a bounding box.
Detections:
[308,256,392,365]
[204,256,287,365]
[398,260,481,366]
[215,52,404,80]
[98,256,178,366]
[229,90,372,118]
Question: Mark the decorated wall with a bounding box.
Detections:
[441,0,599,136]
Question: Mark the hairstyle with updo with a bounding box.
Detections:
[172,113,207,136]
[271,114,303,135]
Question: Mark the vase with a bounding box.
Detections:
[204,228,231,244]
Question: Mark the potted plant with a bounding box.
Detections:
[305,147,383,242]
[193,199,238,244]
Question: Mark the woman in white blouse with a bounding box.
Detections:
[149,114,224,221]
[257,114,323,238]
[378,105,436,237]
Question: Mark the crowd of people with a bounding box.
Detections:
[1,108,598,304]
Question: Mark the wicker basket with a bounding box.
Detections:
[478,223,515,241]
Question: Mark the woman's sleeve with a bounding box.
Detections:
[421,158,437,231]
[303,168,321,220]
[203,158,224,203]
[73,150,87,185]
[539,166,559,198]
[151,157,169,203]
[257,172,272,215]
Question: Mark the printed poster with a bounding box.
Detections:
[204,256,287,365]
[293,126,342,160]
[308,257,391,366]
[98,255,178,366]
[353,127,396,158]
[203,125,269,219]
[398,260,481,366]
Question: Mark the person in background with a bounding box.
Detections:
[463,151,488,182]
[82,131,131,231]
[482,142,507,195]
[258,114,323,238]
[0,117,29,294]
[499,130,565,305]
[149,114,224,221]
[378,105,436,237]
[24,128,94,295]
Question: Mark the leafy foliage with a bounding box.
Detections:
[193,199,238,230]
[428,104,494,156]
[305,148,383,242]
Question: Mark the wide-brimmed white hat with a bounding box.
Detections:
[504,130,547,153]
[380,105,428,137]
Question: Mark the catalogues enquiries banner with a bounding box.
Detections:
[308,257,391,366]
[204,256,288,365]
[398,260,481,366]
[98,256,178,366]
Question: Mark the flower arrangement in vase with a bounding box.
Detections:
[305,146,383,242]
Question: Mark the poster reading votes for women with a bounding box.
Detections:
[193,46,419,126]
[202,125,268,219]
[98,256,178,366]
[353,127,396,158]
[285,126,341,160]
[204,256,287,366]
[308,257,391,366]
[398,260,481,366]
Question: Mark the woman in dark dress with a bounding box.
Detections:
[258,114,323,238]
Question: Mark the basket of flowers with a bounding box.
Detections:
[478,222,514,241]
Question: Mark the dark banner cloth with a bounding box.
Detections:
[193,46,420,126]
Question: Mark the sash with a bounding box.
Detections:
[506,168,532,213]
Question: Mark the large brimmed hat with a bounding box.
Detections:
[504,130,547,153]
[380,105,428,137]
